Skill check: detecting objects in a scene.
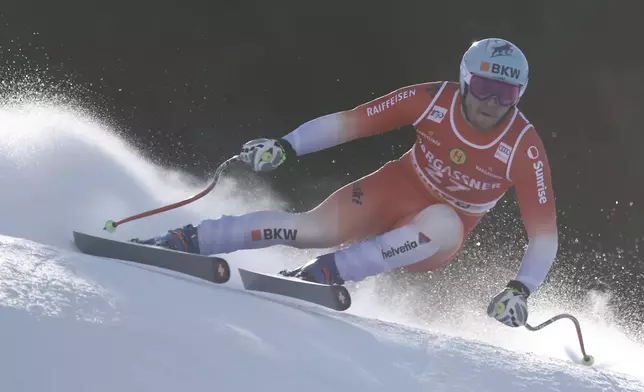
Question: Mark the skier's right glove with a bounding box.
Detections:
[239,138,293,172]
[487,280,530,328]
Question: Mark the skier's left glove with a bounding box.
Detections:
[239,138,293,172]
[487,280,530,327]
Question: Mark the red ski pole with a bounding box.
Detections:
[103,155,240,233]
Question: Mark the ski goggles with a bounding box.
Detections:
[468,74,521,107]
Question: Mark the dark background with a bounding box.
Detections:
[2,1,644,329]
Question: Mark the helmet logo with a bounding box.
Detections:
[479,61,521,80]
[491,43,514,57]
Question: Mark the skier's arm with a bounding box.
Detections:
[508,128,559,294]
[281,83,436,156]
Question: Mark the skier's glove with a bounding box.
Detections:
[239,138,292,172]
[487,280,530,327]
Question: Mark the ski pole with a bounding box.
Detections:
[525,313,594,366]
[103,155,240,233]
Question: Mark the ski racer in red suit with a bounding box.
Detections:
[135,38,558,328]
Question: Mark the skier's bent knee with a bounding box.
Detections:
[294,203,465,284]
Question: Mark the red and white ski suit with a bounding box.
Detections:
[199,81,558,293]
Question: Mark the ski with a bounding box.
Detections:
[238,268,351,311]
[72,231,230,284]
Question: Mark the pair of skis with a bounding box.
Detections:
[72,231,351,312]
[72,230,597,365]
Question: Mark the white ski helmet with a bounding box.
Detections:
[459,38,529,104]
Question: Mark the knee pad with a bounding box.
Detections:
[409,204,464,254]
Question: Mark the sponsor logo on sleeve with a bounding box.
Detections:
[527,146,547,204]
[366,89,417,117]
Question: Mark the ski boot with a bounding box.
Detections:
[280,252,345,285]
[130,224,201,254]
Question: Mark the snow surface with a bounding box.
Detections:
[1,101,644,391]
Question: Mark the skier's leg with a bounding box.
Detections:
[336,203,465,282]
[402,212,482,272]
[137,157,431,255]
[291,203,469,284]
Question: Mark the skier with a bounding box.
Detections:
[134,38,557,328]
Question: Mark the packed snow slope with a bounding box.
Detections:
[1,101,644,391]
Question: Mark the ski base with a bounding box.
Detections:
[238,268,351,311]
[72,231,230,284]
